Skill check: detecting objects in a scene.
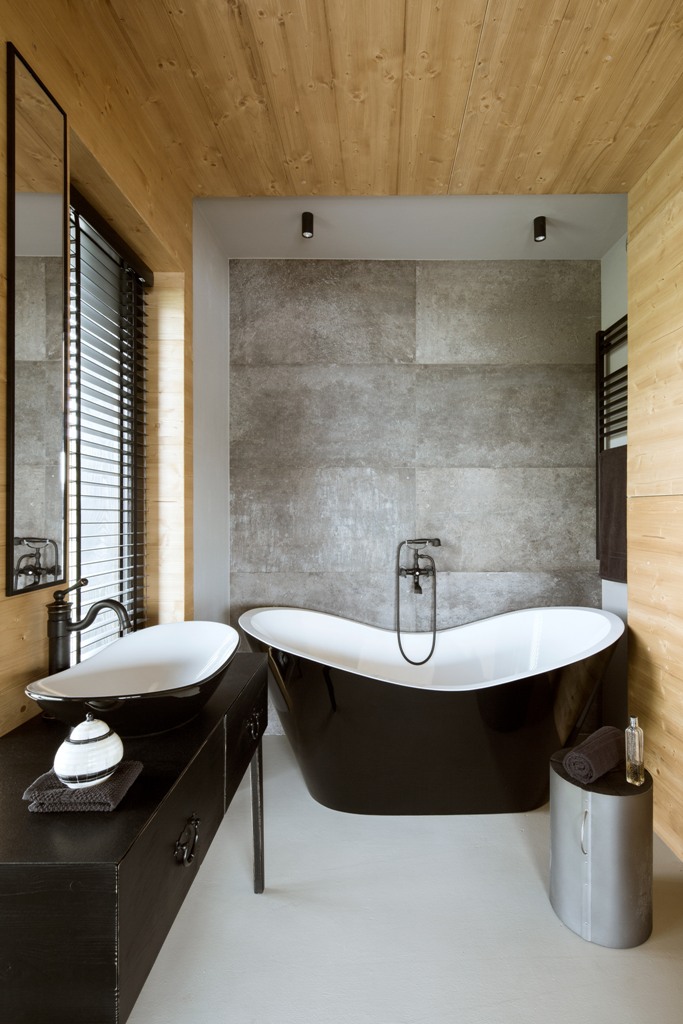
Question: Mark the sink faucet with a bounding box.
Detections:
[47,577,132,674]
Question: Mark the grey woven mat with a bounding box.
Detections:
[22,760,143,812]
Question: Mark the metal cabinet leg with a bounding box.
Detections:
[250,741,264,893]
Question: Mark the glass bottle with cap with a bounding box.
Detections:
[625,716,645,786]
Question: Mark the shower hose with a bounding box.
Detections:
[395,541,437,666]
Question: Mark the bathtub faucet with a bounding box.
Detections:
[47,577,132,674]
[399,538,441,594]
[395,538,440,664]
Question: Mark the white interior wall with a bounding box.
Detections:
[199,194,627,261]
[192,205,231,622]
[601,233,628,329]
[15,193,63,256]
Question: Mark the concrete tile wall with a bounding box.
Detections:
[230,258,600,631]
[13,256,65,588]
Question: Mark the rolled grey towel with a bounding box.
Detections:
[22,760,143,812]
[562,727,624,784]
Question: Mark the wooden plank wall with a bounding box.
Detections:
[628,125,683,859]
[0,3,194,737]
[146,273,191,626]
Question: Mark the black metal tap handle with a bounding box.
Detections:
[52,577,88,604]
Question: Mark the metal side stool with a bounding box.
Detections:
[549,756,653,948]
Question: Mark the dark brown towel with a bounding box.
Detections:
[598,446,627,583]
[22,760,143,812]
[562,727,624,785]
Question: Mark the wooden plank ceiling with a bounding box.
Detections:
[89,1,683,198]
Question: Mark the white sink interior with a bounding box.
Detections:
[26,621,240,699]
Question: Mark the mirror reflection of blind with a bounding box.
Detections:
[69,202,148,662]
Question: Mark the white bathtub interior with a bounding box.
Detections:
[26,621,239,700]
[239,606,624,690]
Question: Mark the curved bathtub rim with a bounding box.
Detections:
[238,604,625,693]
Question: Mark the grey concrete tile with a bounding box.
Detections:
[13,462,47,536]
[433,570,601,627]
[415,364,595,467]
[15,257,48,360]
[231,465,415,573]
[15,362,49,459]
[416,467,597,571]
[416,260,600,364]
[230,570,399,632]
[231,364,416,468]
[45,256,65,360]
[230,259,416,365]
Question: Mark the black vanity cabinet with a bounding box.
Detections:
[0,653,267,1024]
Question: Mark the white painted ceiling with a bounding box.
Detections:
[197,194,627,261]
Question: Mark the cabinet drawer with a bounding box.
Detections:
[117,726,225,1022]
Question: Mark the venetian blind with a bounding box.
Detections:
[68,193,150,661]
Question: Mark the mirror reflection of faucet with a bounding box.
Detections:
[13,537,61,590]
[47,577,132,674]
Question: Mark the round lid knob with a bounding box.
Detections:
[69,713,112,742]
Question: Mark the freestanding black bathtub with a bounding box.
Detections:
[239,605,624,814]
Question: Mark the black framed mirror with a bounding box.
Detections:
[6,44,68,593]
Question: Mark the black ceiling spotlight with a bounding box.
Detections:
[533,215,547,242]
[301,211,314,238]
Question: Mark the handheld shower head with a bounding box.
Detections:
[406,537,441,549]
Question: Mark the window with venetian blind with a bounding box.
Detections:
[68,190,151,661]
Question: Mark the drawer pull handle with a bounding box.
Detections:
[247,711,261,740]
[580,809,589,855]
[175,814,200,867]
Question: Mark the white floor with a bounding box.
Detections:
[128,736,683,1024]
